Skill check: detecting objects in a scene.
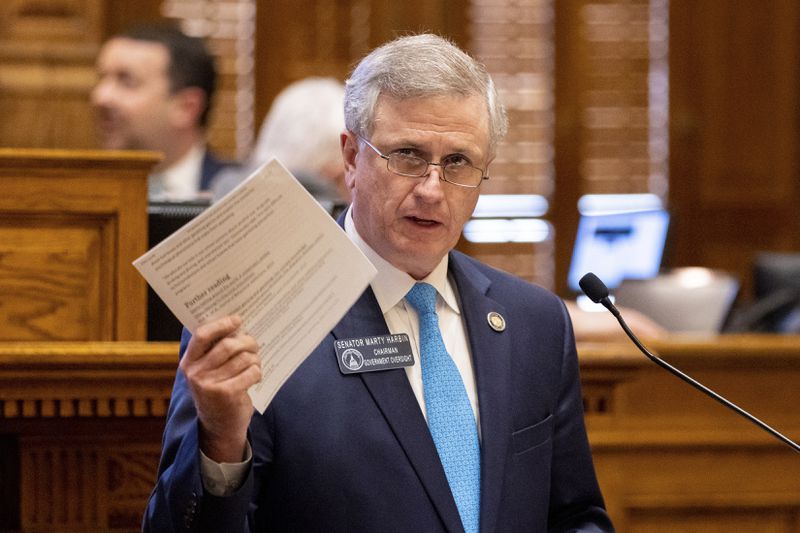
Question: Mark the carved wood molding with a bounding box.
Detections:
[20,437,163,531]
[0,342,178,419]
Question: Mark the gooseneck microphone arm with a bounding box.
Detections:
[579,272,800,454]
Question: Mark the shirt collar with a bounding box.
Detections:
[149,142,206,201]
[344,207,459,315]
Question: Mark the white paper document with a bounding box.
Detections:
[133,159,377,413]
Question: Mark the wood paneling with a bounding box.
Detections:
[0,0,106,150]
[253,0,469,136]
[0,149,157,341]
[585,335,800,531]
[3,336,799,531]
[0,1,103,45]
[0,341,178,532]
[3,0,799,295]
[669,1,800,299]
[553,0,667,295]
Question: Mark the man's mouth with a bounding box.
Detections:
[408,216,440,226]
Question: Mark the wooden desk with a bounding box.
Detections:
[582,335,800,532]
[1,336,798,532]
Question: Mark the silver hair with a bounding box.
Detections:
[250,77,345,176]
[344,34,508,153]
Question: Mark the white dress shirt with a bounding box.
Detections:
[344,209,480,425]
[148,142,206,201]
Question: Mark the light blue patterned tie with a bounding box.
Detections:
[405,282,480,533]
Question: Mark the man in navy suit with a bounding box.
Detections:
[92,23,230,201]
[143,34,613,532]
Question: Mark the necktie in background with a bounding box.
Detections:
[405,282,480,533]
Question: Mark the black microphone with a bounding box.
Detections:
[579,272,800,454]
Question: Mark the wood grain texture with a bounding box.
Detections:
[2,337,799,531]
[0,149,158,341]
[0,341,176,532]
[583,335,800,532]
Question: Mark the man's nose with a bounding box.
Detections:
[91,80,113,107]
[421,162,447,181]
[415,165,447,196]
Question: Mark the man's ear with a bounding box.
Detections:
[171,87,206,129]
[341,131,359,169]
[341,131,359,190]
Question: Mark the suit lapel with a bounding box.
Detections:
[332,286,466,533]
[450,253,512,533]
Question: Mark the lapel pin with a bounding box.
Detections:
[487,311,506,332]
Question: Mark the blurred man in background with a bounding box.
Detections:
[92,23,230,201]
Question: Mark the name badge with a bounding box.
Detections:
[334,334,415,374]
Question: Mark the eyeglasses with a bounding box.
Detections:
[359,136,488,188]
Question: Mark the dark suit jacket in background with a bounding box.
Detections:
[200,150,234,193]
[143,250,613,532]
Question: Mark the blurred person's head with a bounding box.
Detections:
[251,77,347,200]
[91,23,216,170]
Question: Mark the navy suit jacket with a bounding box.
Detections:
[199,150,232,192]
[143,250,612,532]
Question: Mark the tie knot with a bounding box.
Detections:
[405,282,437,315]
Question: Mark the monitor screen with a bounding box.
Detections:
[567,209,670,293]
[148,200,211,249]
[753,252,800,299]
[147,201,210,341]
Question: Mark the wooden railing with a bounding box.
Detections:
[1,337,799,532]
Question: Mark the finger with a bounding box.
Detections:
[193,332,259,372]
[217,360,263,394]
[184,315,243,363]
[192,356,261,409]
[199,349,261,386]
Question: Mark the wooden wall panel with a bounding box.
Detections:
[0,0,106,150]
[0,149,157,341]
[0,1,103,44]
[585,335,800,531]
[0,0,187,152]
[253,0,469,135]
[0,92,97,150]
[669,1,800,299]
[0,218,107,340]
[627,502,800,532]
[20,438,164,531]
[4,0,798,295]
[0,342,177,532]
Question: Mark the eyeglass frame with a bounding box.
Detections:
[358,136,489,188]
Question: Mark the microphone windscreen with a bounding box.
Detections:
[579,272,609,303]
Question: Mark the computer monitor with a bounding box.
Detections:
[147,201,210,341]
[753,252,800,299]
[567,208,670,293]
[728,252,800,333]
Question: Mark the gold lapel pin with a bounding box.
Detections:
[487,311,506,332]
